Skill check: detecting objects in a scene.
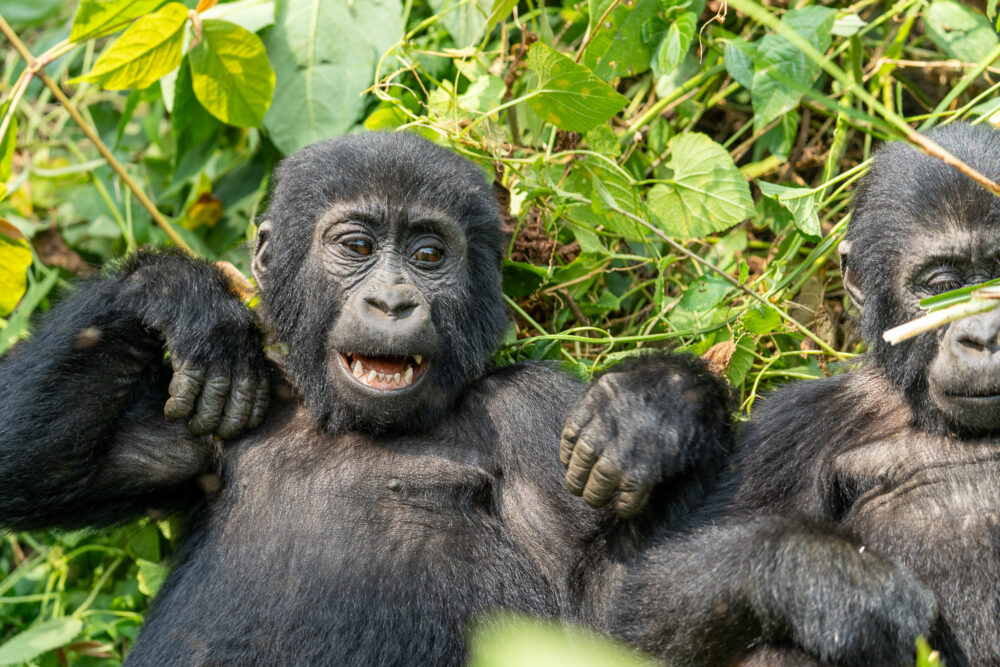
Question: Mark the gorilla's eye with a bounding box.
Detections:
[413,246,442,263]
[343,239,374,256]
[924,268,963,294]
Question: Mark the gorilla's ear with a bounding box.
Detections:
[251,220,272,286]
[839,239,865,310]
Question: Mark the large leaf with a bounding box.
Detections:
[0,220,32,317]
[750,6,835,132]
[189,19,275,127]
[925,0,999,62]
[647,133,753,239]
[69,0,164,41]
[75,2,187,90]
[582,0,660,80]
[262,0,402,154]
[0,617,82,666]
[524,43,627,133]
[654,11,697,76]
[429,0,491,48]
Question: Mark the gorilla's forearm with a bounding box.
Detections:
[604,517,936,667]
[0,250,260,529]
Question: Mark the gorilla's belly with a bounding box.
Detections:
[125,434,560,665]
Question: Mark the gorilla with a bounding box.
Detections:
[589,122,1000,666]
[0,132,738,665]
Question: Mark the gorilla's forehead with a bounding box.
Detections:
[311,199,464,238]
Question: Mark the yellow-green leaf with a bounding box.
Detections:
[0,220,32,317]
[69,0,165,42]
[0,103,17,183]
[647,133,754,239]
[75,2,187,90]
[0,617,83,666]
[524,42,628,133]
[189,19,275,127]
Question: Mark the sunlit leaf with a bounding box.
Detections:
[429,0,491,48]
[69,0,164,42]
[75,2,187,90]
[647,133,754,239]
[925,0,999,62]
[0,617,82,666]
[525,43,627,133]
[744,303,783,335]
[0,103,16,183]
[200,0,275,33]
[0,220,32,317]
[757,181,821,237]
[262,0,402,154]
[136,559,168,596]
[189,18,275,127]
[583,0,660,80]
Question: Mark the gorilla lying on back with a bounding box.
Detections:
[0,132,737,665]
[0,132,935,665]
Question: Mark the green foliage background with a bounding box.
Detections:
[0,0,995,663]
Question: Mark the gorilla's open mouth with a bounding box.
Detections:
[338,353,429,392]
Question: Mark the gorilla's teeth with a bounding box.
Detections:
[377,372,385,382]
[393,373,401,385]
[404,366,413,384]
[413,354,423,365]
[353,360,364,378]
[366,370,377,383]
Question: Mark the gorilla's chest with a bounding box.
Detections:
[834,435,1000,530]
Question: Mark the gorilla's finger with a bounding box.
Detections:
[165,362,205,420]
[565,438,600,496]
[189,375,231,436]
[247,375,270,430]
[215,376,257,440]
[615,477,652,519]
[560,408,593,466]
[581,457,622,508]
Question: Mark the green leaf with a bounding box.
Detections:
[70,0,164,42]
[743,303,783,335]
[647,133,754,239]
[0,103,16,183]
[558,158,646,240]
[503,260,548,298]
[263,0,402,154]
[200,0,275,33]
[172,55,222,164]
[925,0,999,63]
[75,2,187,90]
[458,75,506,115]
[831,13,867,37]
[757,181,821,237]
[678,276,732,312]
[470,613,656,667]
[0,221,32,317]
[486,0,518,33]
[725,336,755,386]
[524,43,628,133]
[0,617,82,666]
[584,125,620,157]
[137,559,168,596]
[654,11,696,76]
[189,19,275,127]
[723,38,757,89]
[915,637,943,667]
[582,0,660,80]
[429,0,491,48]
[920,276,1000,311]
[750,6,835,132]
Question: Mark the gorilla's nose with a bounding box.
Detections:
[948,309,1000,363]
[359,283,430,335]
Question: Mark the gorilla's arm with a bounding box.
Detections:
[604,516,937,667]
[0,250,268,530]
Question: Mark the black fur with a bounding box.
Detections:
[0,132,738,665]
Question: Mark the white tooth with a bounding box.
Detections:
[367,370,377,383]
[393,373,401,385]
[353,360,364,377]
[404,366,413,384]
[413,355,423,365]
[377,372,385,382]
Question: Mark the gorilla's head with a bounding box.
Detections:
[844,122,1000,435]
[252,132,508,434]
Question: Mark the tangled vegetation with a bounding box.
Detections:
[0,0,994,663]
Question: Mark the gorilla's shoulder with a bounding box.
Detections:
[465,362,584,416]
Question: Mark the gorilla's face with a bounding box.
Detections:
[904,230,1000,434]
[844,122,1000,436]
[252,132,508,435]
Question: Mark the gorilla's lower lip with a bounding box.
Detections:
[338,352,428,392]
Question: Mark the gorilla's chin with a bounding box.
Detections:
[928,377,1000,435]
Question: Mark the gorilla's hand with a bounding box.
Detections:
[116,251,270,439]
[560,353,732,518]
